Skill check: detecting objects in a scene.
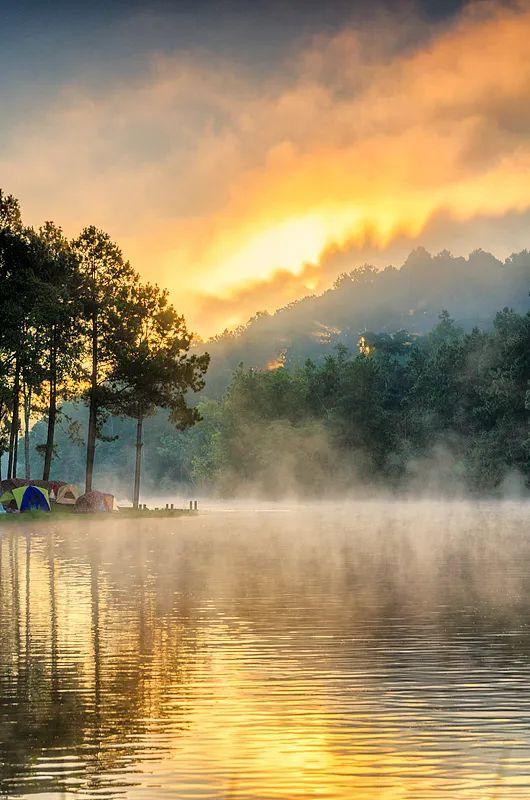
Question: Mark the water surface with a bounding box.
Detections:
[1,501,529,798]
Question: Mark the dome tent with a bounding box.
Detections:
[1,485,51,512]
[14,485,51,512]
[56,484,79,505]
[74,491,116,513]
[0,489,19,509]
[0,490,14,506]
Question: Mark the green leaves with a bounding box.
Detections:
[0,188,209,489]
[106,280,209,425]
[185,308,529,495]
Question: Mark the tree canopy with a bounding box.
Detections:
[0,189,209,502]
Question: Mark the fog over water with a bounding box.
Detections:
[1,500,529,799]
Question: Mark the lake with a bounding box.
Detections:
[1,500,529,799]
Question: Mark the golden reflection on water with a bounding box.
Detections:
[1,501,530,799]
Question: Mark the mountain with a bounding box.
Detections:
[201,247,530,396]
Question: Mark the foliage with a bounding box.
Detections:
[107,281,209,425]
[1,184,528,500]
[18,310,530,496]
[180,309,530,496]
[19,308,529,499]
[0,189,208,492]
[202,249,530,396]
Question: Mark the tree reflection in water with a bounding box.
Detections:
[0,525,200,797]
[0,503,529,799]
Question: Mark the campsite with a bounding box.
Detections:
[0,478,197,521]
[1,2,530,797]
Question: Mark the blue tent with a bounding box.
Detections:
[15,485,51,512]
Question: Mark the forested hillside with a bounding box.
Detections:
[202,248,530,395]
[23,250,529,500]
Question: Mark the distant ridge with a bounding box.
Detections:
[202,247,530,396]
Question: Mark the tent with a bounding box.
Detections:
[0,503,6,514]
[15,486,51,512]
[1,486,51,512]
[56,484,79,505]
[74,490,116,514]
[0,489,17,509]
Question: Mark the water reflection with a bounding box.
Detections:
[0,501,529,798]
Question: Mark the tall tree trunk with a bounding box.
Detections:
[85,310,98,493]
[43,335,57,482]
[7,357,20,480]
[0,404,5,482]
[23,382,31,480]
[133,414,143,509]
[13,421,19,480]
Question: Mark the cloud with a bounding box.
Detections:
[2,0,530,334]
[193,205,530,335]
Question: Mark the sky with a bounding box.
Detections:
[2,0,530,335]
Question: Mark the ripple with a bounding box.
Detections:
[0,502,529,798]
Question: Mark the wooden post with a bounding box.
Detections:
[132,415,143,510]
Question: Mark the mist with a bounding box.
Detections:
[203,245,530,395]
[2,0,530,797]
[19,244,528,506]
[2,499,530,797]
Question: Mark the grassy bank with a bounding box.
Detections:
[0,506,198,525]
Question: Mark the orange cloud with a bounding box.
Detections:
[2,1,530,334]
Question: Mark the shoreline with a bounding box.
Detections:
[0,507,199,525]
